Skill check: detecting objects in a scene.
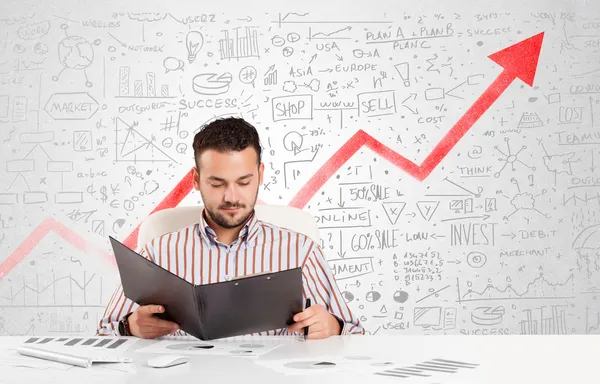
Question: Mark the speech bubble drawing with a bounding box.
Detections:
[163,57,184,73]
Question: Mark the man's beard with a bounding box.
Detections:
[205,203,254,229]
[201,186,258,229]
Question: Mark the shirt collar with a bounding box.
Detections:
[199,208,259,246]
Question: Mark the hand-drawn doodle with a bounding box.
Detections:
[114,117,178,163]
[218,27,259,60]
[53,24,99,87]
[118,66,173,98]
[238,65,257,87]
[2,6,598,338]
[520,305,568,335]
[163,56,184,73]
[185,30,204,64]
[192,73,233,95]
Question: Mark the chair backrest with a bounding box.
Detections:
[136,205,320,251]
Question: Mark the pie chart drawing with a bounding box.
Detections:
[366,291,381,302]
[192,73,232,95]
[342,291,355,302]
[283,131,304,154]
[284,361,337,370]
[166,343,215,351]
[393,290,409,303]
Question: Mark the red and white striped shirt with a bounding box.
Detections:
[97,210,364,337]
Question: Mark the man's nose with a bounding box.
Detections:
[224,184,237,202]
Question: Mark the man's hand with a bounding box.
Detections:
[128,305,179,339]
[287,304,341,340]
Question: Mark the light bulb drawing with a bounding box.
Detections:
[185,31,204,64]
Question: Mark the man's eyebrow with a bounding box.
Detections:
[206,174,253,182]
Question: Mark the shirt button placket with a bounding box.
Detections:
[224,245,231,281]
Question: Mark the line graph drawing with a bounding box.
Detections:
[288,33,544,208]
[0,271,104,308]
[0,318,35,336]
[116,34,545,248]
[456,273,575,303]
[308,26,352,40]
[0,217,114,281]
[272,12,392,27]
[4,34,547,321]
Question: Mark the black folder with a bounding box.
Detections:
[108,236,303,340]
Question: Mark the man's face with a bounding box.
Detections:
[193,147,264,230]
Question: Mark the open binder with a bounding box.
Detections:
[109,236,303,340]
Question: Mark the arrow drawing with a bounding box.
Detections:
[2,34,545,261]
[289,32,544,207]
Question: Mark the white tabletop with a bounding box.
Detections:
[0,335,598,384]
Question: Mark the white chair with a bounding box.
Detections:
[137,205,320,251]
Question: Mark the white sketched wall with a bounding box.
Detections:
[0,0,599,337]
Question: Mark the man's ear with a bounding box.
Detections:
[192,166,200,191]
[258,162,264,185]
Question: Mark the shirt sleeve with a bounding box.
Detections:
[96,242,153,336]
[298,238,365,335]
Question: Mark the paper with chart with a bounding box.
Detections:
[0,336,136,372]
[135,338,283,358]
[254,354,481,381]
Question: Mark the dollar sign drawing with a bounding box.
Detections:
[100,186,108,203]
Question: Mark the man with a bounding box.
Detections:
[97,117,364,339]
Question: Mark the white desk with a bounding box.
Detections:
[0,335,598,383]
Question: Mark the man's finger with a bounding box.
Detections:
[141,325,178,335]
[287,316,318,333]
[293,306,318,322]
[139,329,173,339]
[141,305,165,314]
[142,317,179,330]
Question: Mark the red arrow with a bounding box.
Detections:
[0,218,114,280]
[122,32,544,248]
[122,168,195,249]
[1,35,545,279]
[288,32,544,208]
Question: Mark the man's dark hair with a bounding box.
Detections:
[192,117,262,167]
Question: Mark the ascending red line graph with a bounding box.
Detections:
[0,33,544,280]
[124,32,544,249]
[0,218,114,280]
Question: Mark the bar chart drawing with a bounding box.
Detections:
[117,66,174,99]
[519,305,568,335]
[219,27,260,60]
[586,306,600,334]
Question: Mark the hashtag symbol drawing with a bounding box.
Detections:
[161,115,179,132]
